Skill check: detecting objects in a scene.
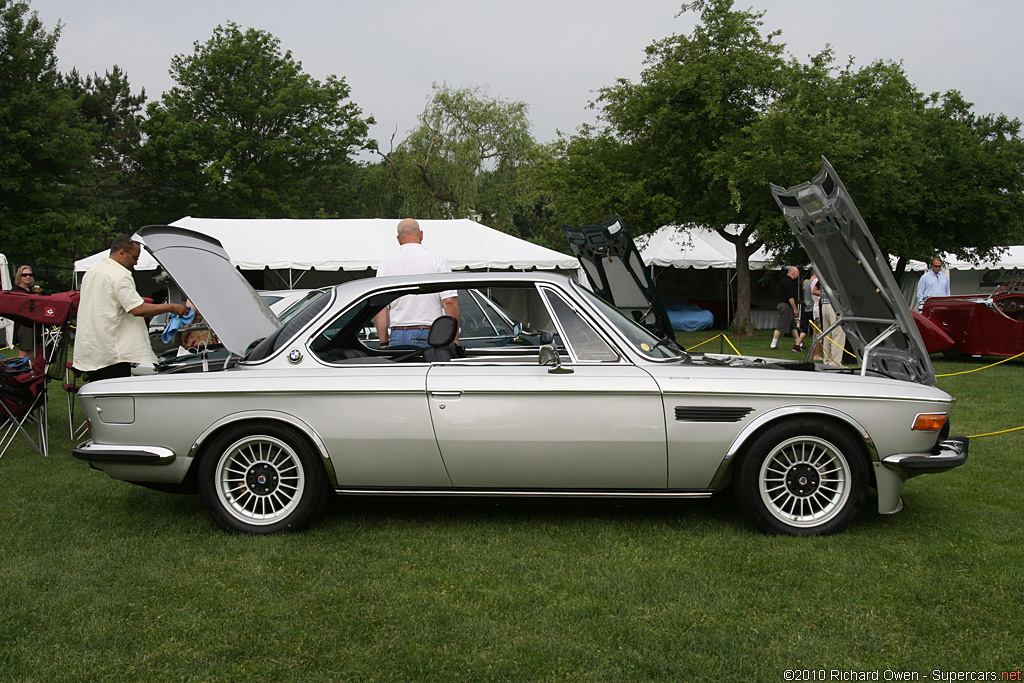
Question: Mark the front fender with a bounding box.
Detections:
[709,405,878,489]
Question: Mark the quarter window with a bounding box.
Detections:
[542,289,619,362]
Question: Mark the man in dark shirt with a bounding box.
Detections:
[770,266,801,351]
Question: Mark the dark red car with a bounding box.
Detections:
[918,279,1024,356]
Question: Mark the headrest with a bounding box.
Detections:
[427,316,458,347]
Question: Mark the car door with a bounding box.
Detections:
[302,299,452,489]
[426,285,667,490]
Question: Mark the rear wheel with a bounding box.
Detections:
[734,419,868,535]
[198,423,329,534]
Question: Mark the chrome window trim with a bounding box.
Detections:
[537,285,626,365]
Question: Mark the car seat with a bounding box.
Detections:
[423,316,463,362]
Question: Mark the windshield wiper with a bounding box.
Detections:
[650,335,691,362]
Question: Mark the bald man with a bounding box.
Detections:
[373,218,460,349]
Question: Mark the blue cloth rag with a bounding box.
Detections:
[161,307,195,344]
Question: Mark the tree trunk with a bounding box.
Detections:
[717,224,762,337]
[734,242,754,336]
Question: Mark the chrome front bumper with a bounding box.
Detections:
[882,436,969,473]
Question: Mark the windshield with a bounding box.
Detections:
[574,282,684,359]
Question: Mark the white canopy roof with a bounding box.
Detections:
[638,224,773,269]
[74,217,579,274]
[902,246,1024,271]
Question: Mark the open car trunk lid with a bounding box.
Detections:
[771,159,936,385]
[135,225,281,357]
[562,216,675,339]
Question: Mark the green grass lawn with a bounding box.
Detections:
[2,336,1022,681]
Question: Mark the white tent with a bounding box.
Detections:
[0,253,11,346]
[637,224,773,270]
[74,217,580,287]
[638,225,780,329]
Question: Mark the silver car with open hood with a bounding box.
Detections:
[72,163,967,535]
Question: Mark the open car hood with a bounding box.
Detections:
[135,225,281,357]
[771,159,936,385]
[562,216,675,339]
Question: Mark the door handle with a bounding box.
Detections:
[430,391,462,400]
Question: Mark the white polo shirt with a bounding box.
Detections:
[376,243,456,326]
[74,257,158,371]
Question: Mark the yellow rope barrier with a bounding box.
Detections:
[808,320,855,366]
[935,350,1024,377]
[967,425,1024,439]
[683,333,742,355]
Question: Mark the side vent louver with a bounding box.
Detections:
[675,406,753,423]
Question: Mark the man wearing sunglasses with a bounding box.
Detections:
[916,256,951,311]
[74,235,191,381]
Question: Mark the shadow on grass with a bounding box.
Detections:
[321,488,744,528]
[98,480,750,536]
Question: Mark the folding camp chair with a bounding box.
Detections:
[63,362,88,441]
[0,291,79,459]
[0,353,49,456]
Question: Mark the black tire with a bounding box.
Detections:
[733,418,868,535]
[198,422,330,534]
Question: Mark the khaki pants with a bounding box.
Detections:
[820,302,846,367]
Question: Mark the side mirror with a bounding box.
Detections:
[496,322,524,347]
[538,333,572,374]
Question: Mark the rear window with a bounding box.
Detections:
[246,291,331,362]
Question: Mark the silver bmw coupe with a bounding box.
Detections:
[73,161,967,535]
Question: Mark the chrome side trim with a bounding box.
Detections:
[332,488,714,499]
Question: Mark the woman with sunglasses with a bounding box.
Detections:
[10,264,41,358]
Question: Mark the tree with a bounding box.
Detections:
[553,0,1024,334]
[61,65,147,238]
[552,0,792,333]
[137,23,374,224]
[368,83,536,234]
[0,0,103,272]
[713,56,1024,284]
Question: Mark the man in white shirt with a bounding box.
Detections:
[916,256,951,311]
[373,219,460,348]
[74,235,190,380]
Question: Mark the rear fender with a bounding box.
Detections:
[188,410,337,487]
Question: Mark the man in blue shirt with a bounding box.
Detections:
[916,256,951,311]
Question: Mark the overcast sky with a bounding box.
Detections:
[33,0,1024,150]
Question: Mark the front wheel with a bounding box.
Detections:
[734,419,868,535]
[198,423,330,534]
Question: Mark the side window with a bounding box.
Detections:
[542,288,619,362]
[310,300,372,358]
